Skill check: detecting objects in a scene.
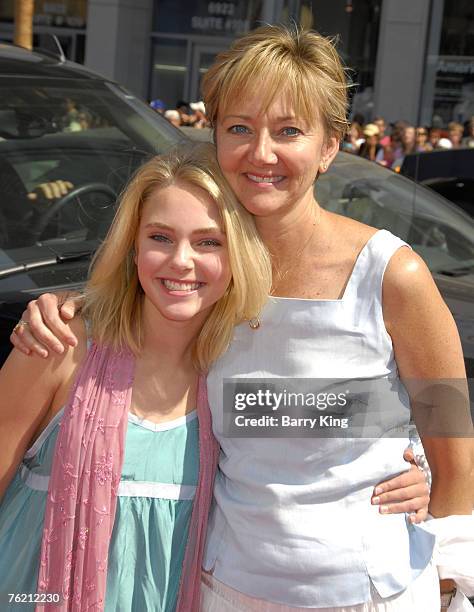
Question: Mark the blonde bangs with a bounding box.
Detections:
[203,25,349,141]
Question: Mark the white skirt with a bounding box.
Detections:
[200,562,440,611]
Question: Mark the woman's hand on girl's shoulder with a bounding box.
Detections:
[10,292,82,358]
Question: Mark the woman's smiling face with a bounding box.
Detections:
[215,92,339,219]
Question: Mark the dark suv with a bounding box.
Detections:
[0,43,183,247]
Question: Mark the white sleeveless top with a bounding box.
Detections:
[203,230,435,607]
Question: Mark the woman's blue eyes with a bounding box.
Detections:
[228,125,302,136]
[281,126,301,136]
[229,125,249,134]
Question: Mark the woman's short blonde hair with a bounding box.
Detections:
[83,143,271,371]
[202,24,349,141]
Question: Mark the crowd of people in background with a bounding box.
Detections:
[149,98,209,129]
[342,114,474,171]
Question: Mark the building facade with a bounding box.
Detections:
[0,0,87,63]
[1,0,473,127]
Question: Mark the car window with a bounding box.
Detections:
[318,153,474,273]
[0,79,181,250]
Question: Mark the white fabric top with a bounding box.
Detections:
[203,229,436,607]
[423,514,474,599]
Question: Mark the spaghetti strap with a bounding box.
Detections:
[342,229,411,303]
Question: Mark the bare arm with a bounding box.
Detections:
[383,247,474,517]
[0,317,86,500]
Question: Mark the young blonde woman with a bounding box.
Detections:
[11,26,473,612]
[0,143,271,611]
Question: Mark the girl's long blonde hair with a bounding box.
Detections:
[83,143,271,371]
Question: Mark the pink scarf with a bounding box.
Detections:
[37,341,219,611]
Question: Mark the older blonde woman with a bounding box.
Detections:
[11,26,473,612]
[196,26,472,611]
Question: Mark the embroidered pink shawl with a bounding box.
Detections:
[36,342,219,611]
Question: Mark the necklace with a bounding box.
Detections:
[248,205,322,330]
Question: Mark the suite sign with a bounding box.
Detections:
[191,2,250,34]
[437,56,474,75]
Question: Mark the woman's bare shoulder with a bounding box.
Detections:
[326,210,379,253]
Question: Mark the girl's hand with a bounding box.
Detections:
[10,293,80,358]
[371,448,429,524]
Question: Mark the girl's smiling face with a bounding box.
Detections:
[135,181,232,325]
[215,92,339,219]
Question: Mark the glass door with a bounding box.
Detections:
[189,44,227,102]
[150,38,189,109]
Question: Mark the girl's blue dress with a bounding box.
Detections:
[0,407,199,611]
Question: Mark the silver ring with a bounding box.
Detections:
[13,319,29,332]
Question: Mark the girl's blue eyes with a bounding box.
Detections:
[150,235,221,247]
[151,234,170,242]
[199,239,221,247]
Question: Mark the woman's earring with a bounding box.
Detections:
[321,162,328,172]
